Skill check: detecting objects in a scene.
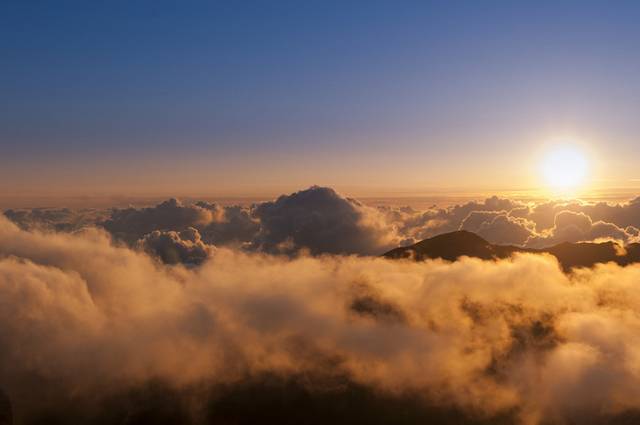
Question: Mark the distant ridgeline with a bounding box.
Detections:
[384,230,640,271]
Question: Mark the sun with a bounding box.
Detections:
[540,145,589,194]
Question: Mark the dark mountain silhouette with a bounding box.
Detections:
[384,230,640,271]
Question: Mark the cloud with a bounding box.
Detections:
[456,208,638,249]
[195,202,260,246]
[444,201,640,248]
[137,227,213,265]
[101,198,215,243]
[526,210,637,248]
[99,199,259,247]
[3,207,107,233]
[461,211,536,246]
[382,196,530,245]
[525,197,640,232]
[5,190,640,260]
[4,216,640,423]
[250,186,398,255]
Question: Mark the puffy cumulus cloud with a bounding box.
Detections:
[526,210,638,248]
[459,210,505,233]
[195,202,260,246]
[379,207,452,245]
[565,197,640,229]
[382,196,530,245]
[100,199,259,247]
[429,196,522,229]
[423,198,640,248]
[5,216,640,423]
[137,227,213,265]
[436,195,523,228]
[443,196,640,248]
[525,197,640,232]
[101,198,215,243]
[454,208,638,249]
[461,212,536,246]
[251,186,398,255]
[384,203,524,247]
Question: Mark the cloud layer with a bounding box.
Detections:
[3,215,640,423]
[4,188,640,261]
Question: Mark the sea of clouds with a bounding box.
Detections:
[2,187,640,424]
[4,186,640,264]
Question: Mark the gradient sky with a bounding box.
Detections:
[2,1,640,200]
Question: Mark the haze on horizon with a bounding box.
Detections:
[2,1,640,201]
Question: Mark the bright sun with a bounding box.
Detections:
[540,145,589,193]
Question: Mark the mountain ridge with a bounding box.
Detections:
[383,230,640,271]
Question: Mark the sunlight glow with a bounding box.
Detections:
[540,145,589,194]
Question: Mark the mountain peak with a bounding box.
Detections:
[384,231,640,271]
[385,230,498,262]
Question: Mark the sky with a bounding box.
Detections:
[2,0,640,201]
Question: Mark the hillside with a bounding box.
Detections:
[384,230,640,271]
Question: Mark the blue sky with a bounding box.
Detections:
[2,1,640,198]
